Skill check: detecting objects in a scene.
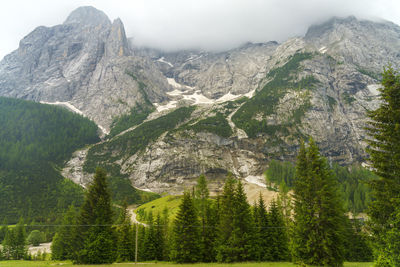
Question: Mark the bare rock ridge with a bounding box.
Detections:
[0,6,169,133]
[1,7,400,193]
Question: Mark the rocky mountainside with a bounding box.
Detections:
[0,6,169,133]
[1,7,400,193]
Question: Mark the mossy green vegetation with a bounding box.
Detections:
[343,92,356,104]
[0,97,99,223]
[357,66,381,81]
[327,95,337,110]
[232,52,319,138]
[125,70,152,106]
[84,106,196,173]
[108,104,155,138]
[135,195,183,223]
[186,112,233,138]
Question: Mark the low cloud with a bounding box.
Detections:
[0,0,399,58]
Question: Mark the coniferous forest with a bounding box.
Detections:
[0,68,400,266]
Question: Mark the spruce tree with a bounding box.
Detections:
[231,180,256,261]
[2,219,27,260]
[365,66,400,266]
[75,167,116,264]
[343,218,373,262]
[217,178,255,262]
[115,204,134,262]
[170,192,200,263]
[254,193,271,261]
[292,139,345,266]
[137,225,146,261]
[216,175,236,262]
[154,213,165,261]
[268,199,289,261]
[0,219,7,242]
[51,205,78,260]
[143,211,157,260]
[194,174,217,262]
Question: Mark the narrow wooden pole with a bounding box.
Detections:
[135,223,138,264]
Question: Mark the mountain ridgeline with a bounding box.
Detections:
[1,7,400,198]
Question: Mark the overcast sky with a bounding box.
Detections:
[1,0,400,59]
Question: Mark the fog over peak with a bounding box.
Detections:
[0,0,399,58]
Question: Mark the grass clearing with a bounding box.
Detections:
[135,195,183,223]
[0,261,373,267]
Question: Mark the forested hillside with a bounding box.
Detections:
[0,97,100,223]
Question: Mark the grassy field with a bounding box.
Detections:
[0,261,373,267]
[135,195,183,223]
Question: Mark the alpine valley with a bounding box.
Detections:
[1,6,400,203]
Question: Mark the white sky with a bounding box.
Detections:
[0,0,400,59]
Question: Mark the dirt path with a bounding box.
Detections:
[127,205,148,227]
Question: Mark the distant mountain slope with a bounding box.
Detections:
[66,16,400,195]
[0,97,100,223]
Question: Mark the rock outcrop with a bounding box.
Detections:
[0,6,169,132]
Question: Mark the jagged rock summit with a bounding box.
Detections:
[0,6,168,133]
[64,6,110,26]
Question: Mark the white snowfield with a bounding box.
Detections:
[319,46,328,54]
[40,101,109,135]
[156,78,256,112]
[367,84,381,96]
[245,175,267,188]
[156,57,174,67]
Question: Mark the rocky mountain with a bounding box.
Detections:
[0,6,169,134]
[1,7,400,193]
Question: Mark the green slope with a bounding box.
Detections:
[0,97,100,223]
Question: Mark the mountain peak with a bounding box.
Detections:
[305,16,359,39]
[64,6,111,27]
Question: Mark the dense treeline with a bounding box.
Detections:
[365,67,400,265]
[0,97,100,223]
[265,159,375,214]
[108,103,154,138]
[40,162,371,265]
[187,112,233,138]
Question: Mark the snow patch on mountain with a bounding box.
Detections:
[40,101,109,135]
[367,84,381,95]
[245,175,267,188]
[157,57,173,67]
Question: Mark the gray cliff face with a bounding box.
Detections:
[0,6,169,132]
[135,42,279,99]
[1,9,400,192]
[305,16,400,71]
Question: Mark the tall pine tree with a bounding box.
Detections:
[75,167,116,264]
[51,205,78,260]
[115,203,134,262]
[292,139,345,266]
[268,199,289,261]
[216,175,236,262]
[365,66,400,266]
[253,193,271,261]
[170,192,200,263]
[194,174,217,262]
